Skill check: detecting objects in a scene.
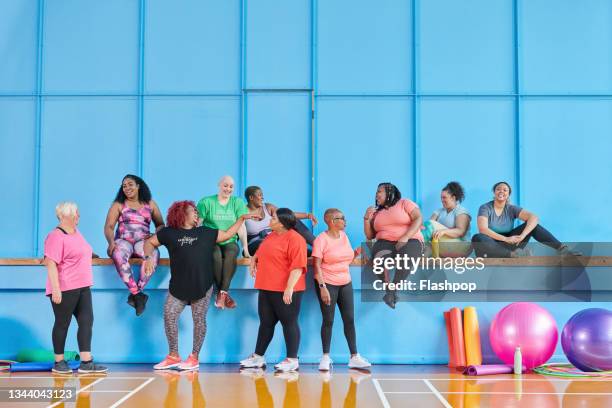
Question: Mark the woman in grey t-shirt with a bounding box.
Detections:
[472,181,578,258]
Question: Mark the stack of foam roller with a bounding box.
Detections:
[444,306,482,368]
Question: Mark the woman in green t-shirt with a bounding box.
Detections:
[197,175,250,310]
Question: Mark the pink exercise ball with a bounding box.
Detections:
[489,302,558,369]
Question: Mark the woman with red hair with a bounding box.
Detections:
[143,200,258,371]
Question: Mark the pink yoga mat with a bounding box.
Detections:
[464,364,526,376]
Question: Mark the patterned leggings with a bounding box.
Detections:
[111,239,159,295]
[164,288,213,356]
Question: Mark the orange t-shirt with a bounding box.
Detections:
[373,198,424,242]
[254,229,308,292]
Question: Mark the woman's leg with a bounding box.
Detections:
[50,288,80,359]
[212,245,223,291]
[220,242,239,292]
[111,239,139,295]
[371,239,397,284]
[255,290,279,356]
[190,287,213,356]
[336,282,358,355]
[275,292,303,359]
[315,283,340,354]
[394,239,423,282]
[472,233,512,258]
[133,240,159,291]
[72,288,94,358]
[509,223,563,250]
[164,293,187,355]
[294,219,315,246]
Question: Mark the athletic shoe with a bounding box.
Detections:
[348,354,371,370]
[154,354,182,370]
[52,360,72,375]
[274,358,299,373]
[127,293,136,309]
[382,292,396,309]
[78,361,108,374]
[318,355,333,371]
[240,353,266,369]
[224,292,237,309]
[215,292,227,309]
[558,245,583,256]
[178,354,199,371]
[239,367,265,379]
[134,292,148,316]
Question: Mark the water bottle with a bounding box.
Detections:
[514,346,522,375]
[432,237,440,258]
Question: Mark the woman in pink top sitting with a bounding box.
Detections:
[313,208,371,371]
[364,182,424,309]
[44,202,106,375]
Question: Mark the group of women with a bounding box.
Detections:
[43,174,577,373]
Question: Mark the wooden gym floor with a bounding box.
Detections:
[1,364,611,407]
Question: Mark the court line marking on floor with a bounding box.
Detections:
[375,377,612,382]
[46,377,106,408]
[0,376,154,380]
[109,377,155,408]
[372,378,391,408]
[383,391,612,395]
[423,379,452,408]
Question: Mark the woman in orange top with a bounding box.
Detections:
[240,208,307,373]
[364,182,424,309]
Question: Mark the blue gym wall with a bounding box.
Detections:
[1,0,611,363]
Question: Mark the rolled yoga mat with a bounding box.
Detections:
[444,311,457,368]
[463,306,482,366]
[450,307,466,367]
[464,364,526,376]
[8,361,80,372]
[16,349,79,363]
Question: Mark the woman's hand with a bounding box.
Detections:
[283,287,294,304]
[106,242,116,257]
[433,230,447,240]
[364,206,376,221]
[242,213,262,221]
[308,213,318,226]
[51,288,62,304]
[395,240,408,251]
[144,259,155,277]
[506,235,522,245]
[249,257,257,278]
[320,286,331,306]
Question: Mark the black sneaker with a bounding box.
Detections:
[383,292,396,309]
[134,292,148,316]
[78,360,108,374]
[127,293,136,309]
[52,360,72,375]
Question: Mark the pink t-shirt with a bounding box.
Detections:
[43,228,93,295]
[311,231,353,286]
[373,198,424,242]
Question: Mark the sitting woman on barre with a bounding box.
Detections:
[471,181,580,258]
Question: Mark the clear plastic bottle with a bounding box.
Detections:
[514,346,522,375]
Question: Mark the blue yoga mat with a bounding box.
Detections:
[9,361,80,372]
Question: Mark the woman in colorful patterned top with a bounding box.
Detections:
[104,174,164,316]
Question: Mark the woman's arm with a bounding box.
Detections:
[283,268,303,305]
[294,211,318,226]
[363,207,376,240]
[217,214,256,243]
[265,203,277,216]
[150,200,165,231]
[397,207,423,245]
[515,209,539,242]
[313,257,331,305]
[45,258,62,304]
[104,202,121,256]
[477,216,510,242]
[434,214,470,239]
[238,223,250,257]
[143,234,161,276]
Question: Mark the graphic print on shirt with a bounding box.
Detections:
[178,236,198,247]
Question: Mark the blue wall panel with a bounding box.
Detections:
[521,98,612,241]
[317,0,412,94]
[0,98,36,256]
[316,97,413,243]
[246,93,311,212]
[143,97,241,212]
[42,0,139,93]
[0,0,38,93]
[146,0,240,94]
[420,97,516,235]
[521,0,612,93]
[246,0,311,89]
[39,98,138,255]
[419,0,514,93]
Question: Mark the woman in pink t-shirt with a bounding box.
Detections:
[313,208,371,371]
[44,202,106,374]
[363,182,424,309]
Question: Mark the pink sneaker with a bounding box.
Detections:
[154,354,181,370]
[178,354,200,371]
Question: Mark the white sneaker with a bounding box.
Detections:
[319,355,333,371]
[348,354,371,369]
[274,358,299,372]
[240,353,266,369]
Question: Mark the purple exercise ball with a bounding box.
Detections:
[561,308,612,372]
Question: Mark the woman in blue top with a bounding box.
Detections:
[472,181,579,258]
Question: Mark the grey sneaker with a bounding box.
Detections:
[52,360,72,375]
[78,360,108,374]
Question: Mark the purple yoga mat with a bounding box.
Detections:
[464,364,526,376]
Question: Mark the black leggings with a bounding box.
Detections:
[213,242,239,292]
[315,281,357,355]
[255,290,303,358]
[371,239,424,291]
[50,287,93,355]
[472,223,562,258]
[248,220,315,255]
